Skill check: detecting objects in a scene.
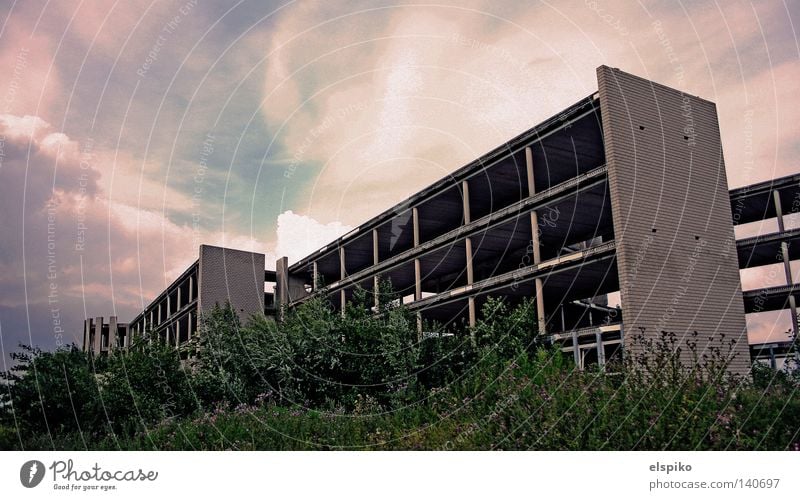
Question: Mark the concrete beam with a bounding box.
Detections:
[289,167,609,305]
[408,241,617,312]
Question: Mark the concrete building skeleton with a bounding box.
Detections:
[84,67,799,373]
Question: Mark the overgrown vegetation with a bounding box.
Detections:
[1,286,798,450]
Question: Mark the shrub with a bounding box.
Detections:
[0,344,101,445]
[100,341,194,435]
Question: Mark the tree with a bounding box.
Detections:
[101,341,194,434]
[0,344,101,445]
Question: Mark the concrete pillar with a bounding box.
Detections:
[413,207,422,302]
[175,320,181,348]
[413,207,420,246]
[412,208,423,337]
[312,261,319,291]
[414,259,422,301]
[83,319,90,352]
[466,236,477,334]
[373,229,380,309]
[178,286,182,310]
[465,238,474,285]
[276,256,289,320]
[109,316,118,352]
[462,180,471,225]
[774,190,786,232]
[774,191,798,337]
[463,179,477,330]
[572,331,580,369]
[93,316,103,355]
[595,329,605,367]
[527,146,547,335]
[189,275,194,301]
[340,247,346,314]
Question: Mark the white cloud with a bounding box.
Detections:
[275,210,352,264]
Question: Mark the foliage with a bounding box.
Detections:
[471,297,542,359]
[0,344,100,447]
[75,344,800,451]
[99,341,195,435]
[2,290,799,451]
[255,286,421,408]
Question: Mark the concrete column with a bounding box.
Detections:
[339,246,346,280]
[175,320,181,348]
[413,207,420,246]
[413,207,422,301]
[781,242,793,285]
[276,256,289,320]
[83,319,90,352]
[109,316,118,352]
[572,331,580,369]
[373,229,380,309]
[189,275,194,301]
[340,247,346,314]
[462,179,477,330]
[466,236,476,329]
[462,180,471,225]
[93,316,103,355]
[774,191,798,337]
[526,146,547,335]
[414,259,422,301]
[774,190,786,232]
[595,329,605,367]
[312,262,319,291]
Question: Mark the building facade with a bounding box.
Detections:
[83,244,268,356]
[83,67,798,372]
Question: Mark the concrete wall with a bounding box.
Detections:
[198,244,265,322]
[597,66,750,374]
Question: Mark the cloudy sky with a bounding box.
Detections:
[0,0,797,362]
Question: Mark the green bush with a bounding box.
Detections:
[4,293,799,451]
[100,341,194,435]
[0,344,101,445]
[255,286,421,408]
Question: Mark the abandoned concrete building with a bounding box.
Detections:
[83,66,798,372]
